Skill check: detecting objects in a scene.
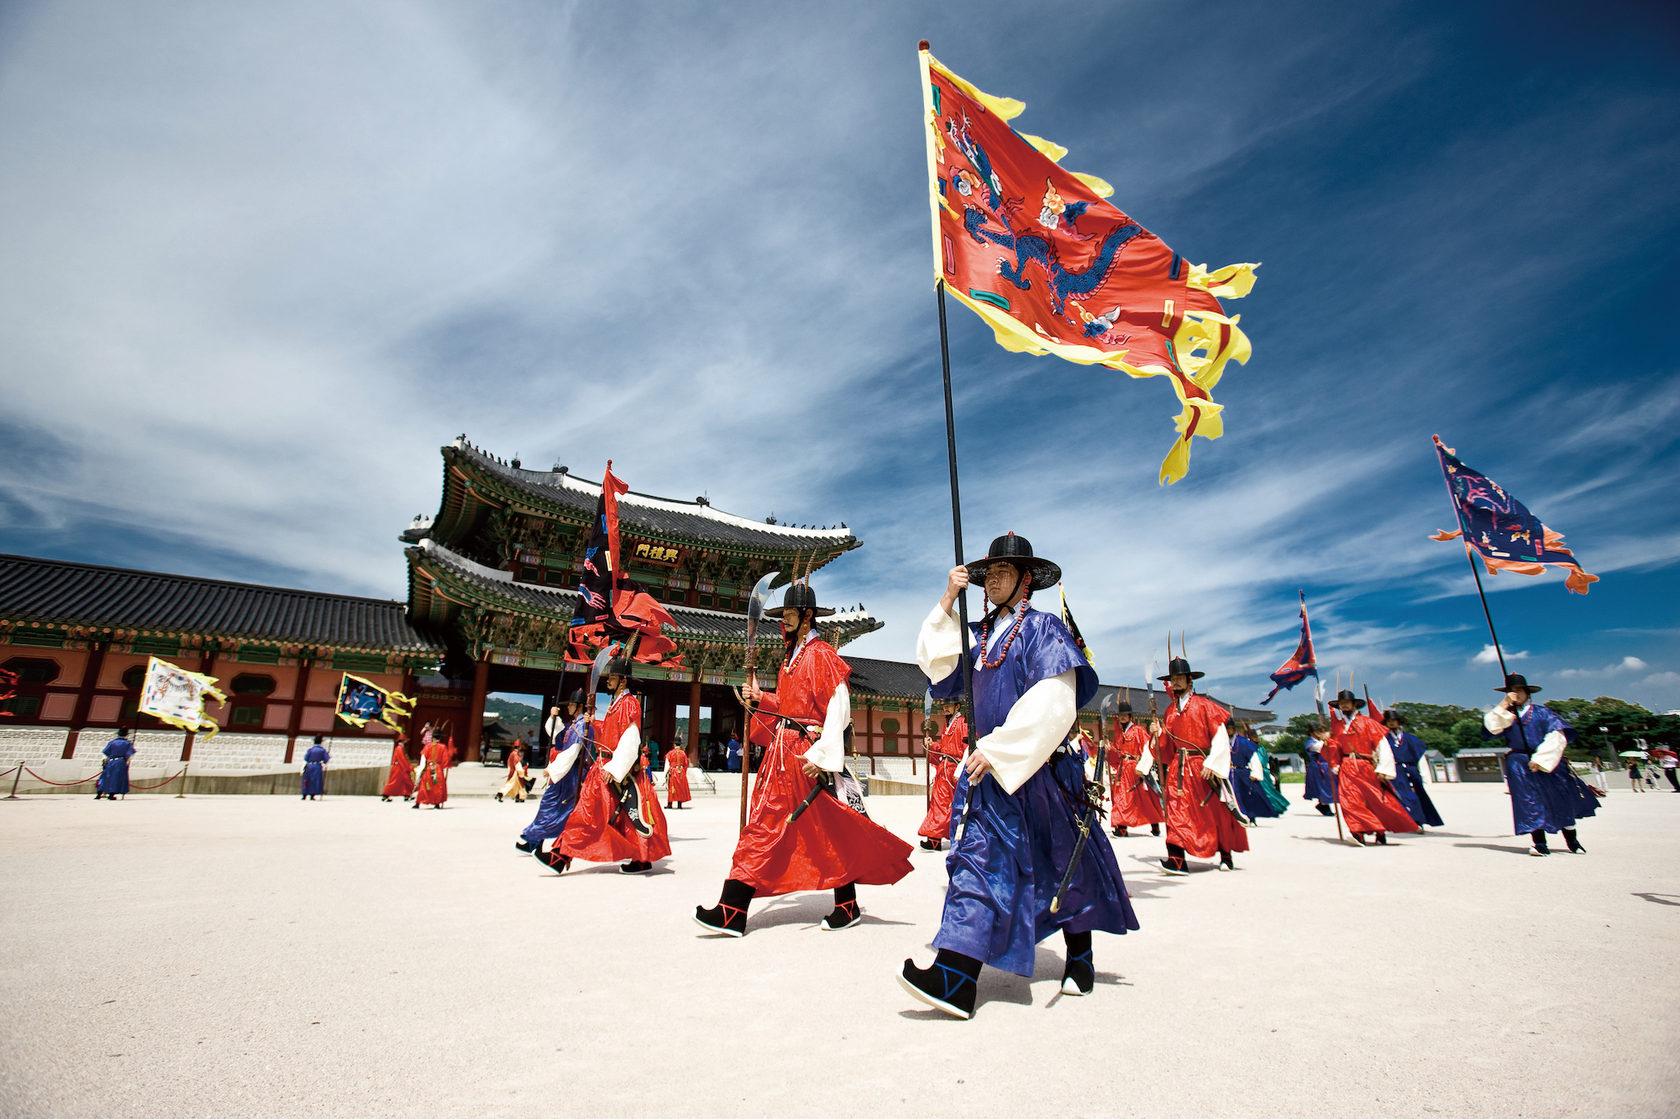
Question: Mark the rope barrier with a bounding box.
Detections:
[129,770,185,791]
[22,767,101,787]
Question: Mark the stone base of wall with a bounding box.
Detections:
[9,765,391,797]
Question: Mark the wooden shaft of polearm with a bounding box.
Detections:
[937,281,982,843]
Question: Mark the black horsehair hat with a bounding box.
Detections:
[1114,700,1133,714]
[1157,657,1204,682]
[1332,688,1366,708]
[773,581,835,618]
[965,532,1062,592]
[566,688,586,706]
[1495,672,1541,694]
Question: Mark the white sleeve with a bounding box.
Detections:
[916,604,963,684]
[1534,730,1567,773]
[547,737,584,783]
[1137,741,1154,773]
[976,669,1078,794]
[1248,752,1263,780]
[1306,740,1323,755]
[1202,724,1231,780]
[800,683,849,773]
[544,714,563,741]
[605,723,641,783]
[1484,705,1515,733]
[1376,736,1397,779]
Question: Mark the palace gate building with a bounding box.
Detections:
[0,437,1268,783]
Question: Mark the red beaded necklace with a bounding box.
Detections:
[976,592,1030,669]
[783,628,815,673]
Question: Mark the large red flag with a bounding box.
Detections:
[567,462,683,666]
[919,45,1258,484]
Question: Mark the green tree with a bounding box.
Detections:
[1449,717,1485,754]
[1271,711,1324,755]
[1392,701,1480,756]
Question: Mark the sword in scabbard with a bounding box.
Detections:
[783,769,834,831]
[1050,692,1117,915]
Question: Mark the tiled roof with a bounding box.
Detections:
[411,541,880,645]
[0,553,442,653]
[442,438,859,552]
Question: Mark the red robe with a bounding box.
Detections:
[1109,722,1164,829]
[414,739,450,806]
[664,747,691,804]
[917,715,966,840]
[559,693,672,864]
[382,740,414,798]
[1325,712,1419,836]
[1159,693,1249,859]
[730,638,913,894]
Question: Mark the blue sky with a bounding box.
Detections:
[1,1,1676,716]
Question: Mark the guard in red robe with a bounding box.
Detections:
[412,723,450,809]
[1151,657,1248,874]
[1324,689,1418,845]
[918,699,966,850]
[1107,702,1162,837]
[695,582,913,937]
[664,745,692,808]
[381,734,415,801]
[544,656,671,874]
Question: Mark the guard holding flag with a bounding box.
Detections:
[1324,690,1418,845]
[1483,673,1595,856]
[899,535,1136,1020]
[695,581,912,938]
[1151,654,1248,874]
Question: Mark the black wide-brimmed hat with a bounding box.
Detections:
[565,688,586,706]
[965,533,1062,592]
[1382,709,1406,725]
[603,655,635,680]
[1157,657,1204,682]
[1495,672,1541,694]
[1114,700,1133,714]
[771,581,835,618]
[1331,688,1365,708]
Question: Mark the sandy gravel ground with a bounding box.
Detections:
[1,783,1676,1119]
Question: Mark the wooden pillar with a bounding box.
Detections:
[907,701,918,776]
[63,639,110,759]
[687,670,702,759]
[283,654,314,765]
[465,656,490,763]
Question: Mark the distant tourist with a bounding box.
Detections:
[664,743,691,809]
[1626,756,1645,792]
[518,692,591,856]
[381,733,414,802]
[1483,673,1596,856]
[94,727,135,801]
[413,722,450,809]
[300,735,329,801]
[1647,744,1677,791]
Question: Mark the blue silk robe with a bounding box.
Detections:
[97,737,135,796]
[1386,732,1443,828]
[1484,704,1597,835]
[1229,735,1282,820]
[1303,747,1336,805]
[301,743,329,797]
[930,609,1138,976]
[521,715,592,848]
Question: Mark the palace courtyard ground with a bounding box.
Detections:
[1,780,1675,1118]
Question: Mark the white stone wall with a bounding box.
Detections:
[187,733,289,771]
[310,736,397,769]
[0,726,71,768]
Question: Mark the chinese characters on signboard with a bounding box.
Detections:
[632,542,682,566]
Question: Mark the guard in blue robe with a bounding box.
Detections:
[900,535,1137,1020]
[94,729,135,800]
[1483,673,1595,856]
[301,736,329,799]
[517,692,593,855]
[1228,733,1282,820]
[1382,712,1443,829]
[1303,734,1336,815]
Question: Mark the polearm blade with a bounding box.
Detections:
[740,570,780,832]
[1050,691,1120,915]
[586,646,613,705]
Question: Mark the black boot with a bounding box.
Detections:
[899,949,981,1020]
[694,878,754,937]
[619,860,653,874]
[1374,832,1388,846]
[1529,829,1550,857]
[1316,803,1334,816]
[1150,823,1160,836]
[1114,826,1129,838]
[536,847,571,874]
[1564,828,1585,854]
[822,883,861,930]
[514,838,532,853]
[1218,849,1234,871]
[1161,842,1190,876]
[1061,929,1094,995]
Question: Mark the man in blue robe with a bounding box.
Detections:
[1382,711,1443,829]
[1483,673,1595,856]
[301,736,329,800]
[1228,729,1281,820]
[899,534,1138,1020]
[94,728,135,800]
[518,690,593,856]
[1303,725,1336,815]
